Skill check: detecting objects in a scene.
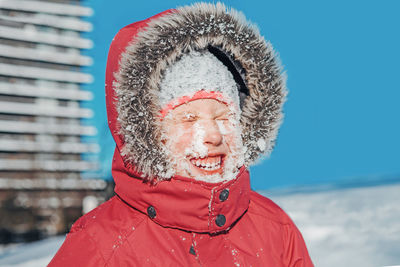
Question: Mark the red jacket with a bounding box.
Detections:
[50,3,313,266]
[50,154,312,266]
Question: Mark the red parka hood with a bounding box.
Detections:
[105,9,173,180]
[105,3,286,232]
[106,3,286,182]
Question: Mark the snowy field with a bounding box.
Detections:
[0,183,399,267]
[263,183,400,267]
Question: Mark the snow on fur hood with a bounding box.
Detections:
[106,2,287,182]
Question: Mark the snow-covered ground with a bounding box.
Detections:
[0,237,64,267]
[0,183,399,267]
[263,183,400,267]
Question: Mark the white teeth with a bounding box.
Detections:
[190,156,222,171]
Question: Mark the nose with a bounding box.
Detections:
[202,120,223,146]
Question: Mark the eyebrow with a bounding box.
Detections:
[214,108,230,118]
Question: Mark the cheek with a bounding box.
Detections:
[221,123,242,150]
[224,133,237,149]
[168,126,194,155]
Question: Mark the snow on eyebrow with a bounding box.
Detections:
[183,112,197,120]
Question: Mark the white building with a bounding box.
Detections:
[0,0,106,239]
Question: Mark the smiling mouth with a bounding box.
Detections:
[189,155,224,172]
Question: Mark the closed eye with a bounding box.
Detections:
[216,117,229,121]
[181,113,198,122]
[214,109,231,121]
[215,114,230,121]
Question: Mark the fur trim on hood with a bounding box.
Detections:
[110,2,287,181]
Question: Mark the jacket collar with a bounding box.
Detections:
[112,148,250,233]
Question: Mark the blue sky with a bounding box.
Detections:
[82,0,400,190]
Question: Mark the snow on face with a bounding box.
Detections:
[161,99,244,183]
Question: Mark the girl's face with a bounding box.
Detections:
[161,98,243,182]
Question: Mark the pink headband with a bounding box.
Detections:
[159,90,232,118]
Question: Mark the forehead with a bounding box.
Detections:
[171,99,230,116]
